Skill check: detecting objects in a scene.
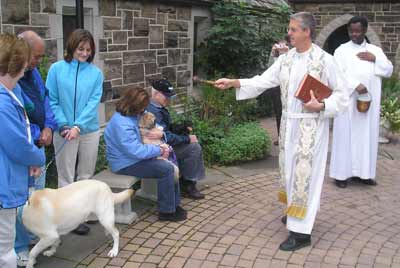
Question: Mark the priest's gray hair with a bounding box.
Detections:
[290,12,316,40]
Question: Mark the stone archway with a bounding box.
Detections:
[315,14,381,50]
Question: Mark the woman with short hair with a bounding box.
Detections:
[0,33,45,268]
[46,29,104,235]
[104,87,187,222]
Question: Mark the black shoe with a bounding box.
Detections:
[175,206,187,218]
[273,140,279,146]
[159,209,187,222]
[281,215,287,224]
[361,179,377,186]
[182,181,205,200]
[279,232,311,251]
[335,179,347,188]
[72,223,90,235]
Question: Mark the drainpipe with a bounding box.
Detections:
[76,0,84,29]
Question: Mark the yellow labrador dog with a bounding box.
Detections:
[139,112,179,181]
[22,180,134,268]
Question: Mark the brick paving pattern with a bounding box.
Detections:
[77,159,400,268]
[76,119,400,268]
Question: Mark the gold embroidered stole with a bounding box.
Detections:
[277,44,325,219]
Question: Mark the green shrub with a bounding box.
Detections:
[381,97,400,133]
[198,1,290,78]
[208,122,271,165]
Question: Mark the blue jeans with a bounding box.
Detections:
[15,159,46,254]
[118,159,180,213]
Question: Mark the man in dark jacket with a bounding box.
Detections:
[147,78,205,199]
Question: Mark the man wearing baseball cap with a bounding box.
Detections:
[146,78,205,199]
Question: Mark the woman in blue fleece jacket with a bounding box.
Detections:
[0,33,45,268]
[104,87,187,222]
[46,29,103,235]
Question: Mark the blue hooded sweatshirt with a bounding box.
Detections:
[0,85,45,209]
[46,59,103,134]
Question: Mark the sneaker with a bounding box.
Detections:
[16,250,29,267]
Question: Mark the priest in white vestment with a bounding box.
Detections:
[215,12,348,251]
[330,16,393,189]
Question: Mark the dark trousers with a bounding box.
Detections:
[117,159,181,213]
[173,143,205,182]
[269,86,282,135]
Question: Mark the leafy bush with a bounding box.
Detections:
[198,1,290,78]
[381,76,400,133]
[208,122,271,165]
[381,97,400,133]
[171,84,272,166]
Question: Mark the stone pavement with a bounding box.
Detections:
[34,118,400,268]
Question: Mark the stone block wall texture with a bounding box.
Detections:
[291,2,400,71]
[1,0,194,103]
[99,1,192,102]
[1,0,58,63]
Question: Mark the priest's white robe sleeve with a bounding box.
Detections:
[373,47,393,78]
[321,56,349,118]
[235,56,282,100]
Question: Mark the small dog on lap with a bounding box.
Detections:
[139,112,179,181]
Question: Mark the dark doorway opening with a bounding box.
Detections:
[323,24,370,55]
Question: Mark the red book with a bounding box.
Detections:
[295,74,332,103]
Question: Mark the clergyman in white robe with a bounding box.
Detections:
[236,44,348,235]
[330,40,393,183]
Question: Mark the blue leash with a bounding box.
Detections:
[44,139,68,172]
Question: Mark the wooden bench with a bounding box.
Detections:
[93,170,158,224]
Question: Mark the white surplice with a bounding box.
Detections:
[330,40,393,181]
[237,45,348,234]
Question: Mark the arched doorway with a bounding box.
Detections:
[323,24,370,55]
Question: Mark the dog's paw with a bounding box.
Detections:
[26,259,36,268]
[43,249,56,257]
[107,248,118,258]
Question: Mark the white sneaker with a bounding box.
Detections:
[16,250,29,267]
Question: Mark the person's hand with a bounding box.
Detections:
[304,90,324,112]
[355,83,368,94]
[357,51,375,62]
[38,127,53,146]
[159,144,170,159]
[214,79,240,90]
[30,166,42,178]
[65,127,80,141]
[146,128,164,139]
[189,135,198,143]
[272,42,289,57]
[59,126,70,138]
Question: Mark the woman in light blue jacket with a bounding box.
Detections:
[46,29,103,235]
[0,33,45,268]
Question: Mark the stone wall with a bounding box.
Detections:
[291,2,400,71]
[99,1,193,102]
[0,0,197,103]
[0,0,58,63]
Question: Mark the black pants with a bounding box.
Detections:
[267,86,282,135]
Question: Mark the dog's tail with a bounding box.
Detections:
[113,189,134,205]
